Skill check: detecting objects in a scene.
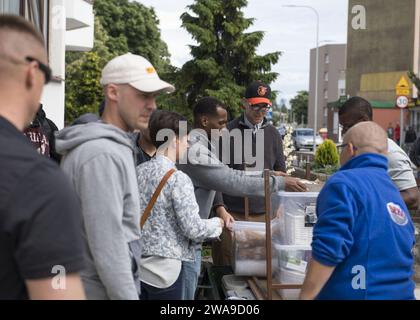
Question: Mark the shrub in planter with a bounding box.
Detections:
[314,139,339,169]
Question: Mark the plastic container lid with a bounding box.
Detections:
[274,244,312,251]
[222,275,249,291]
[232,221,266,232]
[274,191,319,198]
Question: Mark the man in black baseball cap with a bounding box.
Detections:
[212,80,292,266]
[245,80,272,107]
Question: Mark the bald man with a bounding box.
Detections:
[0,15,85,300]
[300,122,415,300]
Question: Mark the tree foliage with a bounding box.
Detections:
[179,0,281,116]
[65,1,172,124]
[290,90,308,125]
[65,0,282,124]
[314,139,339,168]
[94,0,171,72]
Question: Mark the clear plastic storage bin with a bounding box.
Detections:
[271,192,319,246]
[273,244,312,273]
[232,221,268,277]
[274,267,306,300]
[270,192,318,299]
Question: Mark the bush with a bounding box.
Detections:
[315,139,339,168]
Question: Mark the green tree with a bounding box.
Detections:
[179,0,281,116]
[408,71,420,92]
[314,139,339,168]
[65,1,175,124]
[65,17,113,124]
[290,91,308,125]
[94,0,171,72]
[65,51,104,124]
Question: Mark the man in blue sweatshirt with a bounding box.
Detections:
[300,121,415,300]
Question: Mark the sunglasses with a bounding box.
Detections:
[249,103,271,113]
[26,57,52,84]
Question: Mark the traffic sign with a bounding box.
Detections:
[396,95,409,109]
[396,76,411,96]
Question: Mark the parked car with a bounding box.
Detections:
[292,128,324,151]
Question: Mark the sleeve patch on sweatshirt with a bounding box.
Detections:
[387,202,408,226]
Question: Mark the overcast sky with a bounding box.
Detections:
[137,0,349,105]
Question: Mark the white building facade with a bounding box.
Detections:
[0,0,94,128]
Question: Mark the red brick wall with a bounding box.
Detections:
[373,108,410,130]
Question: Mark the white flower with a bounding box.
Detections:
[283,125,296,175]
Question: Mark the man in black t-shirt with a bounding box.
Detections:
[0,15,85,300]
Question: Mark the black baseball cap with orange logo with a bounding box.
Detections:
[245,81,272,106]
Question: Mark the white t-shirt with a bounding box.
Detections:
[140,256,181,289]
[387,138,417,191]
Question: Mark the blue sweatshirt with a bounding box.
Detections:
[312,153,415,300]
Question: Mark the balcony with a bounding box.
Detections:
[65,0,93,31]
[65,0,94,51]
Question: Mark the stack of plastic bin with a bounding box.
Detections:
[271,192,319,299]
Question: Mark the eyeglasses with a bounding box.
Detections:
[249,103,271,113]
[26,57,52,84]
[336,143,358,152]
[0,54,51,84]
[336,143,348,151]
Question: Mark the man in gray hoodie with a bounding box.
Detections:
[56,53,175,300]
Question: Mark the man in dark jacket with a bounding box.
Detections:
[212,81,287,266]
[222,81,286,217]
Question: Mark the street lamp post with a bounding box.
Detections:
[283,5,320,152]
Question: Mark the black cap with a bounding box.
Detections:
[245,81,272,106]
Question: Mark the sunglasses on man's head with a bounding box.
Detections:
[26,57,52,84]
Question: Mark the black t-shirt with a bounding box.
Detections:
[0,117,85,300]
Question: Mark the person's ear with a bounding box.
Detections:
[361,115,370,122]
[105,84,119,102]
[348,142,357,156]
[172,136,179,149]
[201,116,209,128]
[25,63,37,89]
[241,99,248,111]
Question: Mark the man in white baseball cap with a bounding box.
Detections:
[100,52,175,132]
[56,53,174,300]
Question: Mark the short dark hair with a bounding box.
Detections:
[99,100,105,117]
[0,15,44,46]
[149,110,192,149]
[339,96,373,120]
[193,97,226,124]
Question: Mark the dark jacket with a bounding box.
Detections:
[24,106,61,164]
[222,115,286,214]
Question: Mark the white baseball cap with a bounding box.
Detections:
[100,53,175,94]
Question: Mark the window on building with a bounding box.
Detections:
[325,54,330,64]
[324,72,329,82]
[0,0,20,14]
[324,89,328,100]
[0,0,49,47]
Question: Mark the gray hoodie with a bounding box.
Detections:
[178,130,286,219]
[56,122,141,300]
